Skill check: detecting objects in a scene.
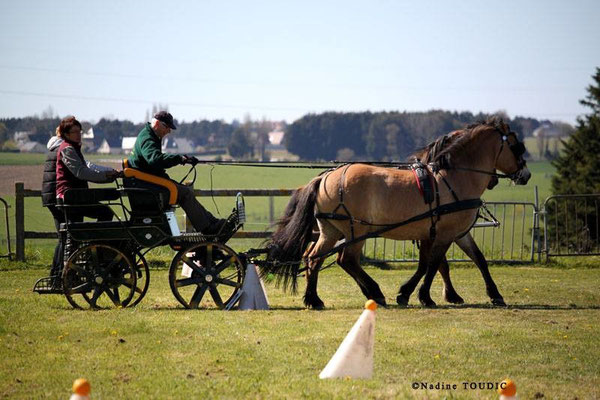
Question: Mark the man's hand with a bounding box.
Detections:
[181,155,199,166]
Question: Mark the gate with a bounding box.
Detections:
[542,194,600,258]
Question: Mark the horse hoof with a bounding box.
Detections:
[491,298,507,307]
[396,294,409,307]
[444,293,465,305]
[419,298,437,308]
[373,297,387,308]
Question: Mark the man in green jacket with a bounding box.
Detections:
[127,111,228,236]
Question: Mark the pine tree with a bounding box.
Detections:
[547,68,600,251]
[551,67,600,195]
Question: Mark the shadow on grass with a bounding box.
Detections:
[384,303,600,311]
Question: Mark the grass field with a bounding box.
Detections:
[1,155,599,399]
[1,266,599,399]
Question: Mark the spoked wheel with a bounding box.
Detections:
[169,242,245,309]
[128,252,150,307]
[62,244,137,310]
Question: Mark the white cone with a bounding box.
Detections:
[319,301,377,379]
[238,263,269,310]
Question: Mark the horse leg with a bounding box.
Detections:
[438,256,465,304]
[456,234,506,306]
[397,239,432,306]
[304,222,342,309]
[337,241,386,306]
[418,242,452,308]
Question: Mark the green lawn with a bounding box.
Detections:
[0,266,599,399]
[1,157,599,399]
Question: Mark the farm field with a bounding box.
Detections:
[1,267,599,399]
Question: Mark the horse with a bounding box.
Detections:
[264,117,530,308]
[410,136,507,307]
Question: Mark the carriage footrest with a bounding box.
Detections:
[175,233,208,243]
[33,276,63,294]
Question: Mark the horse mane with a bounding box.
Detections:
[410,116,510,168]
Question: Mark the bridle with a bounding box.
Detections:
[448,129,527,181]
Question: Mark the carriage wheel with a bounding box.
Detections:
[125,252,150,307]
[62,244,137,310]
[169,242,245,309]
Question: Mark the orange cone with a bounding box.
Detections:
[319,300,377,379]
[498,378,518,400]
[70,378,90,400]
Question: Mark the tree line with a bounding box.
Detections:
[0,109,566,161]
[285,110,557,161]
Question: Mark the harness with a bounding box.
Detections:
[311,129,526,260]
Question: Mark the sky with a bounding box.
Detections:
[1,0,599,125]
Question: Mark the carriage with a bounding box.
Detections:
[33,164,248,310]
[34,118,530,310]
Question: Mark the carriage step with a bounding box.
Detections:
[236,192,246,225]
[32,276,63,294]
[176,233,208,243]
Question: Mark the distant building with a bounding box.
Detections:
[18,141,46,153]
[532,123,561,138]
[13,131,31,144]
[97,137,123,154]
[82,127,96,152]
[121,137,137,155]
[267,130,285,150]
[163,137,194,154]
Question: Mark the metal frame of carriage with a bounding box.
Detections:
[33,165,248,310]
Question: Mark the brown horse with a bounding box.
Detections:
[412,136,507,307]
[265,118,530,308]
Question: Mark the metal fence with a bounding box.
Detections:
[11,181,600,263]
[362,201,539,264]
[542,194,600,258]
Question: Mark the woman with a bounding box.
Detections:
[55,116,120,222]
[41,127,65,282]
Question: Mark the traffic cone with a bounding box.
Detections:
[70,378,90,400]
[319,300,377,379]
[498,378,518,399]
[238,263,269,310]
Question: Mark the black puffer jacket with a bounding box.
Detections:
[41,136,63,207]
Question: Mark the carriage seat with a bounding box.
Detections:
[60,187,121,205]
[121,159,178,215]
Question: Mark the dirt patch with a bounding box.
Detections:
[0,165,44,196]
[0,161,122,196]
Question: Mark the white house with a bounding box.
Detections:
[121,137,137,155]
[19,141,46,153]
[97,138,122,154]
[267,130,285,150]
[163,137,194,154]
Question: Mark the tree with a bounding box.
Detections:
[548,68,600,249]
[227,128,253,159]
[0,122,8,145]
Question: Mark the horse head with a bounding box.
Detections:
[491,120,531,185]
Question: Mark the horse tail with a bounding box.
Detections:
[264,176,322,292]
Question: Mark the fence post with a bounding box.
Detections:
[15,182,25,261]
[269,196,274,225]
[533,186,540,262]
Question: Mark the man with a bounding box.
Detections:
[127,111,229,236]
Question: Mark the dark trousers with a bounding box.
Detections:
[65,203,113,223]
[124,178,218,232]
[46,205,65,277]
